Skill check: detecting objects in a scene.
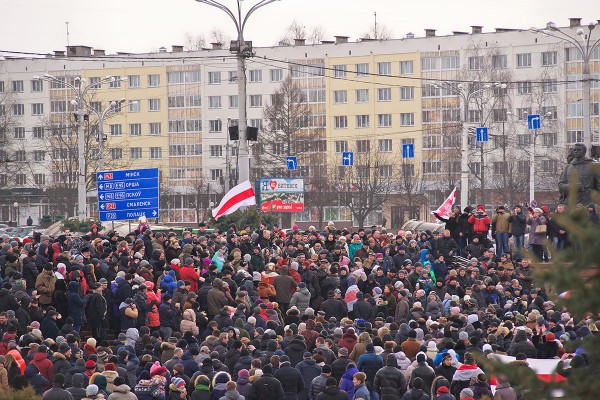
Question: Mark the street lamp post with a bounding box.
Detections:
[194,0,281,184]
[13,202,19,226]
[33,74,123,221]
[531,21,600,151]
[430,81,507,208]
[89,99,126,171]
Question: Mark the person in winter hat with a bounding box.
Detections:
[169,376,188,400]
[107,376,137,400]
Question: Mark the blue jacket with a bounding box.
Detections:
[353,383,370,400]
[161,274,178,295]
[357,351,383,383]
[340,366,358,399]
[67,280,88,326]
[181,352,200,377]
[296,359,322,388]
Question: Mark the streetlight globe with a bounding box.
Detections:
[546,21,558,31]
[457,83,464,89]
[500,83,507,89]
[576,28,585,36]
[13,202,18,208]
[70,99,78,106]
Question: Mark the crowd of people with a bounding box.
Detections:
[0,212,595,400]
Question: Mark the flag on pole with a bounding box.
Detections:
[212,180,256,220]
[431,187,457,218]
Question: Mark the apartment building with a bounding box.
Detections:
[0,19,597,228]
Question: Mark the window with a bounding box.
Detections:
[13,104,24,116]
[567,74,583,90]
[333,65,347,78]
[128,100,141,112]
[208,96,221,108]
[110,124,122,136]
[0,105,4,116]
[108,76,122,89]
[492,54,508,69]
[401,163,415,177]
[593,102,600,116]
[31,103,44,115]
[206,145,222,158]
[378,139,392,152]
[15,174,27,185]
[166,70,202,84]
[208,71,221,84]
[333,90,347,104]
[516,107,532,120]
[421,85,440,98]
[470,162,482,175]
[210,169,223,181]
[270,69,283,82]
[168,96,184,108]
[377,62,391,75]
[307,89,325,103]
[493,162,508,175]
[34,173,45,185]
[227,71,237,83]
[14,150,26,162]
[378,114,392,128]
[249,119,262,128]
[168,144,185,157]
[400,113,415,126]
[356,115,370,128]
[493,108,507,122]
[441,56,460,70]
[334,116,348,129]
[229,95,239,108]
[147,74,160,87]
[209,120,222,133]
[542,79,558,93]
[377,88,391,101]
[567,130,583,143]
[88,101,101,114]
[542,132,558,146]
[31,80,43,92]
[355,63,369,76]
[469,110,482,123]
[0,81,3,92]
[468,56,484,70]
[542,106,558,120]
[422,161,442,174]
[566,102,583,117]
[249,69,262,83]
[129,123,142,136]
[149,123,161,135]
[516,161,529,174]
[356,140,370,153]
[130,147,142,159]
[542,51,558,66]
[517,134,532,146]
[421,110,436,123]
[149,147,162,159]
[516,53,532,67]
[335,140,348,153]
[13,127,25,139]
[88,77,101,89]
[378,165,392,177]
[187,94,201,107]
[33,126,44,139]
[148,99,161,111]
[400,86,414,100]
[111,148,123,160]
[272,143,285,155]
[517,81,533,94]
[128,75,140,88]
[11,80,24,92]
[400,60,413,74]
[249,95,262,107]
[355,89,369,103]
[186,120,202,132]
[565,47,583,62]
[52,148,68,160]
[421,57,438,71]
[423,135,441,149]
[542,159,558,173]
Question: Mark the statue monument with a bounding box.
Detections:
[558,143,600,206]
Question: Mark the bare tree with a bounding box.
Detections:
[278,20,326,45]
[333,142,397,228]
[184,32,207,51]
[0,86,29,188]
[209,28,231,48]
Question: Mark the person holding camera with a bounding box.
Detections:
[468,205,491,248]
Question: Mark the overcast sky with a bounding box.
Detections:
[2,0,597,54]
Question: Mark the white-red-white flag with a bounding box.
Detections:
[212,181,256,220]
[431,187,457,218]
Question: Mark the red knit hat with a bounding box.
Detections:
[477,205,485,211]
[85,360,96,369]
[437,386,449,395]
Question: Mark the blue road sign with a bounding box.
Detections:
[97,168,159,222]
[476,127,489,142]
[286,156,298,170]
[342,151,354,166]
[402,144,414,158]
[528,114,541,130]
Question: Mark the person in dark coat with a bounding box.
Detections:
[247,364,285,400]
[274,356,305,400]
[319,291,348,321]
[401,377,430,400]
[410,354,435,395]
[65,373,87,400]
[315,377,349,400]
[67,281,88,333]
[508,330,537,358]
[52,343,72,377]
[374,354,408,400]
[352,292,375,321]
[25,362,50,396]
[356,343,383,386]
[284,337,307,367]
[295,353,322,400]
[331,348,352,382]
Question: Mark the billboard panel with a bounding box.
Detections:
[258,178,304,212]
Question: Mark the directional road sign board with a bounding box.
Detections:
[286,156,298,170]
[476,127,489,142]
[402,144,414,158]
[97,168,159,222]
[528,114,541,130]
[342,151,354,166]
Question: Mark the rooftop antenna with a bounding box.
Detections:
[374,11,377,39]
[66,21,70,47]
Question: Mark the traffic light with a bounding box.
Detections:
[246,126,258,141]
[228,125,239,141]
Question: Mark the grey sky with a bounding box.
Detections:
[2,0,597,54]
